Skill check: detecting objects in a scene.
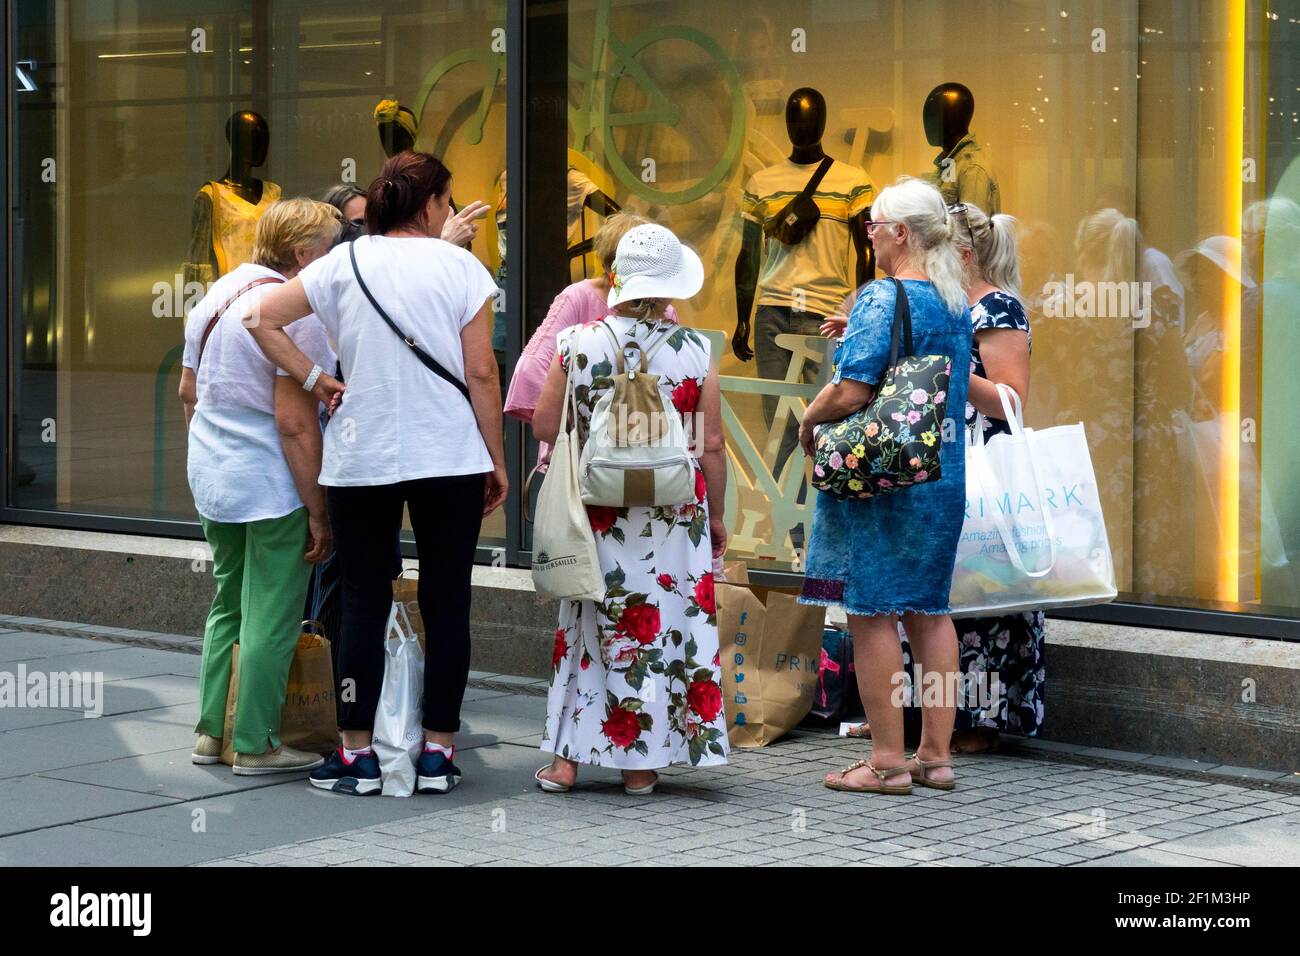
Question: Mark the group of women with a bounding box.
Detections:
[182,148,1039,801]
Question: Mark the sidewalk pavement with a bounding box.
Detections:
[2,621,1298,867]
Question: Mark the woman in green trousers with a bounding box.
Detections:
[179,198,341,775]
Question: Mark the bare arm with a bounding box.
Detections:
[968,328,1030,421]
[274,377,330,563]
[179,367,197,430]
[531,353,568,447]
[461,298,509,516]
[698,363,728,559]
[245,277,344,405]
[798,377,876,457]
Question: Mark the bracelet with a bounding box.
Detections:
[302,365,323,392]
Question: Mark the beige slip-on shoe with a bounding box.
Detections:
[233,745,326,776]
[192,734,223,765]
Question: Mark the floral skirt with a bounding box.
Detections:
[896,613,1045,735]
[541,498,729,770]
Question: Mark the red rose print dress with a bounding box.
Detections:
[542,315,729,770]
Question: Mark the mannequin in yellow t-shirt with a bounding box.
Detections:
[733,88,875,476]
[184,111,281,288]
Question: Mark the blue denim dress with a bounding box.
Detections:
[800,279,972,616]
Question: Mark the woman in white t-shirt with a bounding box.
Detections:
[180,198,341,777]
[249,151,506,796]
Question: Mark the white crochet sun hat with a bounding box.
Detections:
[607,223,705,307]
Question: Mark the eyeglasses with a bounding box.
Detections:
[865,219,898,234]
[349,217,365,227]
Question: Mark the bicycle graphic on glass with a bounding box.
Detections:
[413,0,745,205]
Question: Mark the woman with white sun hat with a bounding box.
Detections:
[529,223,730,795]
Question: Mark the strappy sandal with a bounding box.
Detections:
[823,759,912,795]
[908,753,957,791]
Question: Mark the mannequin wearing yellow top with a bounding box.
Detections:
[184,110,281,288]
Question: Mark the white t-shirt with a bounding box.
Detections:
[298,235,497,486]
[183,262,337,524]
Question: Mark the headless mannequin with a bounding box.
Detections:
[377,108,417,158]
[732,88,871,361]
[185,111,273,287]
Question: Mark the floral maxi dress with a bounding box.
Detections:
[541,315,729,770]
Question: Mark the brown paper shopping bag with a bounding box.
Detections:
[716,568,826,748]
[221,629,338,765]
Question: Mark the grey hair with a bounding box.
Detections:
[873,177,967,316]
[952,203,1022,300]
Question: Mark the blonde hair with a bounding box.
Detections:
[592,211,650,273]
[872,177,967,315]
[1075,207,1139,284]
[951,203,1022,299]
[252,198,342,273]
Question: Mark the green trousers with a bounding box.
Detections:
[195,508,312,755]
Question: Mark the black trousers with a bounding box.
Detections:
[328,473,485,733]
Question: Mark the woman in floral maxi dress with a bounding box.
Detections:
[529,223,729,794]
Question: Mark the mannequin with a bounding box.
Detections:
[923,82,1000,214]
[374,99,418,157]
[184,111,281,287]
[732,88,874,474]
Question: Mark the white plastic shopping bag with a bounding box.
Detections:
[372,601,424,797]
[950,385,1117,617]
[531,354,606,602]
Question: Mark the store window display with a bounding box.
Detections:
[183,111,282,289]
[922,82,999,215]
[732,88,874,478]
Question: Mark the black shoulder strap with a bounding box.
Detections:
[348,240,471,404]
[801,156,834,197]
[886,277,914,368]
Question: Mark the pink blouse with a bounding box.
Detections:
[505,279,678,421]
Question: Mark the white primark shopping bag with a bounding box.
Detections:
[372,601,424,797]
[531,354,606,603]
[950,385,1117,617]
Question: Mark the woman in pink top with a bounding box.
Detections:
[505,213,677,453]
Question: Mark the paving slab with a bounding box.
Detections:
[0,632,122,663]
[39,746,310,801]
[0,823,217,867]
[0,774,179,836]
[1146,812,1300,866]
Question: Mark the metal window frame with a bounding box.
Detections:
[1,0,1296,643]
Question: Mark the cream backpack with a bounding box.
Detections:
[577,321,697,508]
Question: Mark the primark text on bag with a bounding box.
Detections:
[950,385,1117,617]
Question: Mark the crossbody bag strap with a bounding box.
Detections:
[347,240,471,403]
[802,155,835,195]
[197,276,285,369]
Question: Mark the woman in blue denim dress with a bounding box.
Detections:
[798,177,972,796]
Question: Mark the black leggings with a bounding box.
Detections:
[328,473,485,733]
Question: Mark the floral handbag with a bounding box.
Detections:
[811,278,952,500]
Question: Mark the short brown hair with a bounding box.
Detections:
[252,199,342,273]
[592,211,649,273]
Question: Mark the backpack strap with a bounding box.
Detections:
[597,318,675,375]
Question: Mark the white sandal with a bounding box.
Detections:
[623,771,659,796]
[535,766,572,793]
